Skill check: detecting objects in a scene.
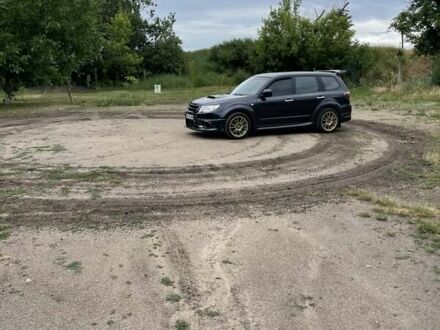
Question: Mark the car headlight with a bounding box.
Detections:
[199,105,220,114]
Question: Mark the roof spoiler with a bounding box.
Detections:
[316,70,347,76]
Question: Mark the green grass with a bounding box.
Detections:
[0,85,232,116]
[160,276,174,287]
[166,293,182,303]
[352,84,440,122]
[0,188,26,199]
[86,187,102,200]
[175,320,190,330]
[0,230,10,241]
[46,167,121,184]
[375,214,389,222]
[65,261,83,274]
[415,220,440,255]
[347,189,439,219]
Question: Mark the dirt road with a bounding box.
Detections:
[0,107,439,329]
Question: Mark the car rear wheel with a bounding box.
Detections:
[225,113,251,139]
[317,109,339,133]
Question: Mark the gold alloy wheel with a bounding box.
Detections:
[229,115,249,138]
[321,111,338,132]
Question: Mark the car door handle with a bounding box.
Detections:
[285,99,295,103]
[317,96,326,100]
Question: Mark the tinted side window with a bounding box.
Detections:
[321,76,340,91]
[268,79,293,97]
[295,76,319,94]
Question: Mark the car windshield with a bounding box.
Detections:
[231,76,271,96]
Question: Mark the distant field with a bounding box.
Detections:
[0,83,439,122]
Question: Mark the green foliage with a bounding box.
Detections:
[255,0,355,72]
[142,13,186,75]
[391,0,440,56]
[0,0,101,102]
[432,56,440,86]
[102,10,142,80]
[210,39,257,73]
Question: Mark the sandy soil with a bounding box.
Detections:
[0,106,439,330]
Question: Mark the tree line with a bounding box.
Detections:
[209,0,440,86]
[1,0,438,104]
[0,0,185,103]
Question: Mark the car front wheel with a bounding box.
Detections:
[317,109,340,133]
[225,113,251,139]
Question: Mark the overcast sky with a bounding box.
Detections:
[155,0,410,50]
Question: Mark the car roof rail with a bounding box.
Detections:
[316,70,347,76]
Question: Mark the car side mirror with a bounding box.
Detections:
[261,89,272,99]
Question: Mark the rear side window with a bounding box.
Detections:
[295,76,319,94]
[321,76,340,91]
[268,78,293,97]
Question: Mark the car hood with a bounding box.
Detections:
[192,94,252,106]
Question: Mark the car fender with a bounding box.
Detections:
[223,104,256,129]
[312,100,342,122]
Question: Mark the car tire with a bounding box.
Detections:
[225,112,251,139]
[316,108,340,133]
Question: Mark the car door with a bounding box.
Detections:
[254,78,296,127]
[292,76,323,123]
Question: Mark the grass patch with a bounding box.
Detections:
[65,261,83,274]
[86,187,102,200]
[196,307,221,318]
[166,293,182,303]
[414,220,440,255]
[375,214,388,222]
[0,188,26,199]
[347,189,439,219]
[175,320,190,330]
[33,144,67,154]
[0,231,10,241]
[60,186,71,197]
[46,167,121,185]
[160,276,174,287]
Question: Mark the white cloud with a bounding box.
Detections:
[354,19,403,47]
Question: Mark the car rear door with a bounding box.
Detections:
[292,76,323,123]
[253,78,296,127]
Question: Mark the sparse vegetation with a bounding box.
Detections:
[166,293,182,303]
[65,261,83,274]
[160,276,174,287]
[222,259,234,265]
[0,188,26,199]
[347,189,439,219]
[175,320,190,330]
[86,187,103,200]
[0,225,11,241]
[375,214,389,222]
[196,307,221,318]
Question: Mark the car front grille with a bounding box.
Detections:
[188,103,200,113]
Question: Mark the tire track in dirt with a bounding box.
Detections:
[0,111,426,228]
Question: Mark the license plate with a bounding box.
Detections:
[186,113,194,120]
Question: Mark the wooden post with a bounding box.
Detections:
[397,33,404,84]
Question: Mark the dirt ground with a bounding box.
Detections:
[0,106,439,330]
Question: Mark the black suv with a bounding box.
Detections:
[185,71,352,139]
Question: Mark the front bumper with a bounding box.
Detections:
[185,112,225,132]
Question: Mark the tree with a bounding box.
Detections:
[142,13,185,75]
[391,0,440,56]
[209,39,257,74]
[102,11,142,81]
[255,0,356,73]
[0,0,101,103]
